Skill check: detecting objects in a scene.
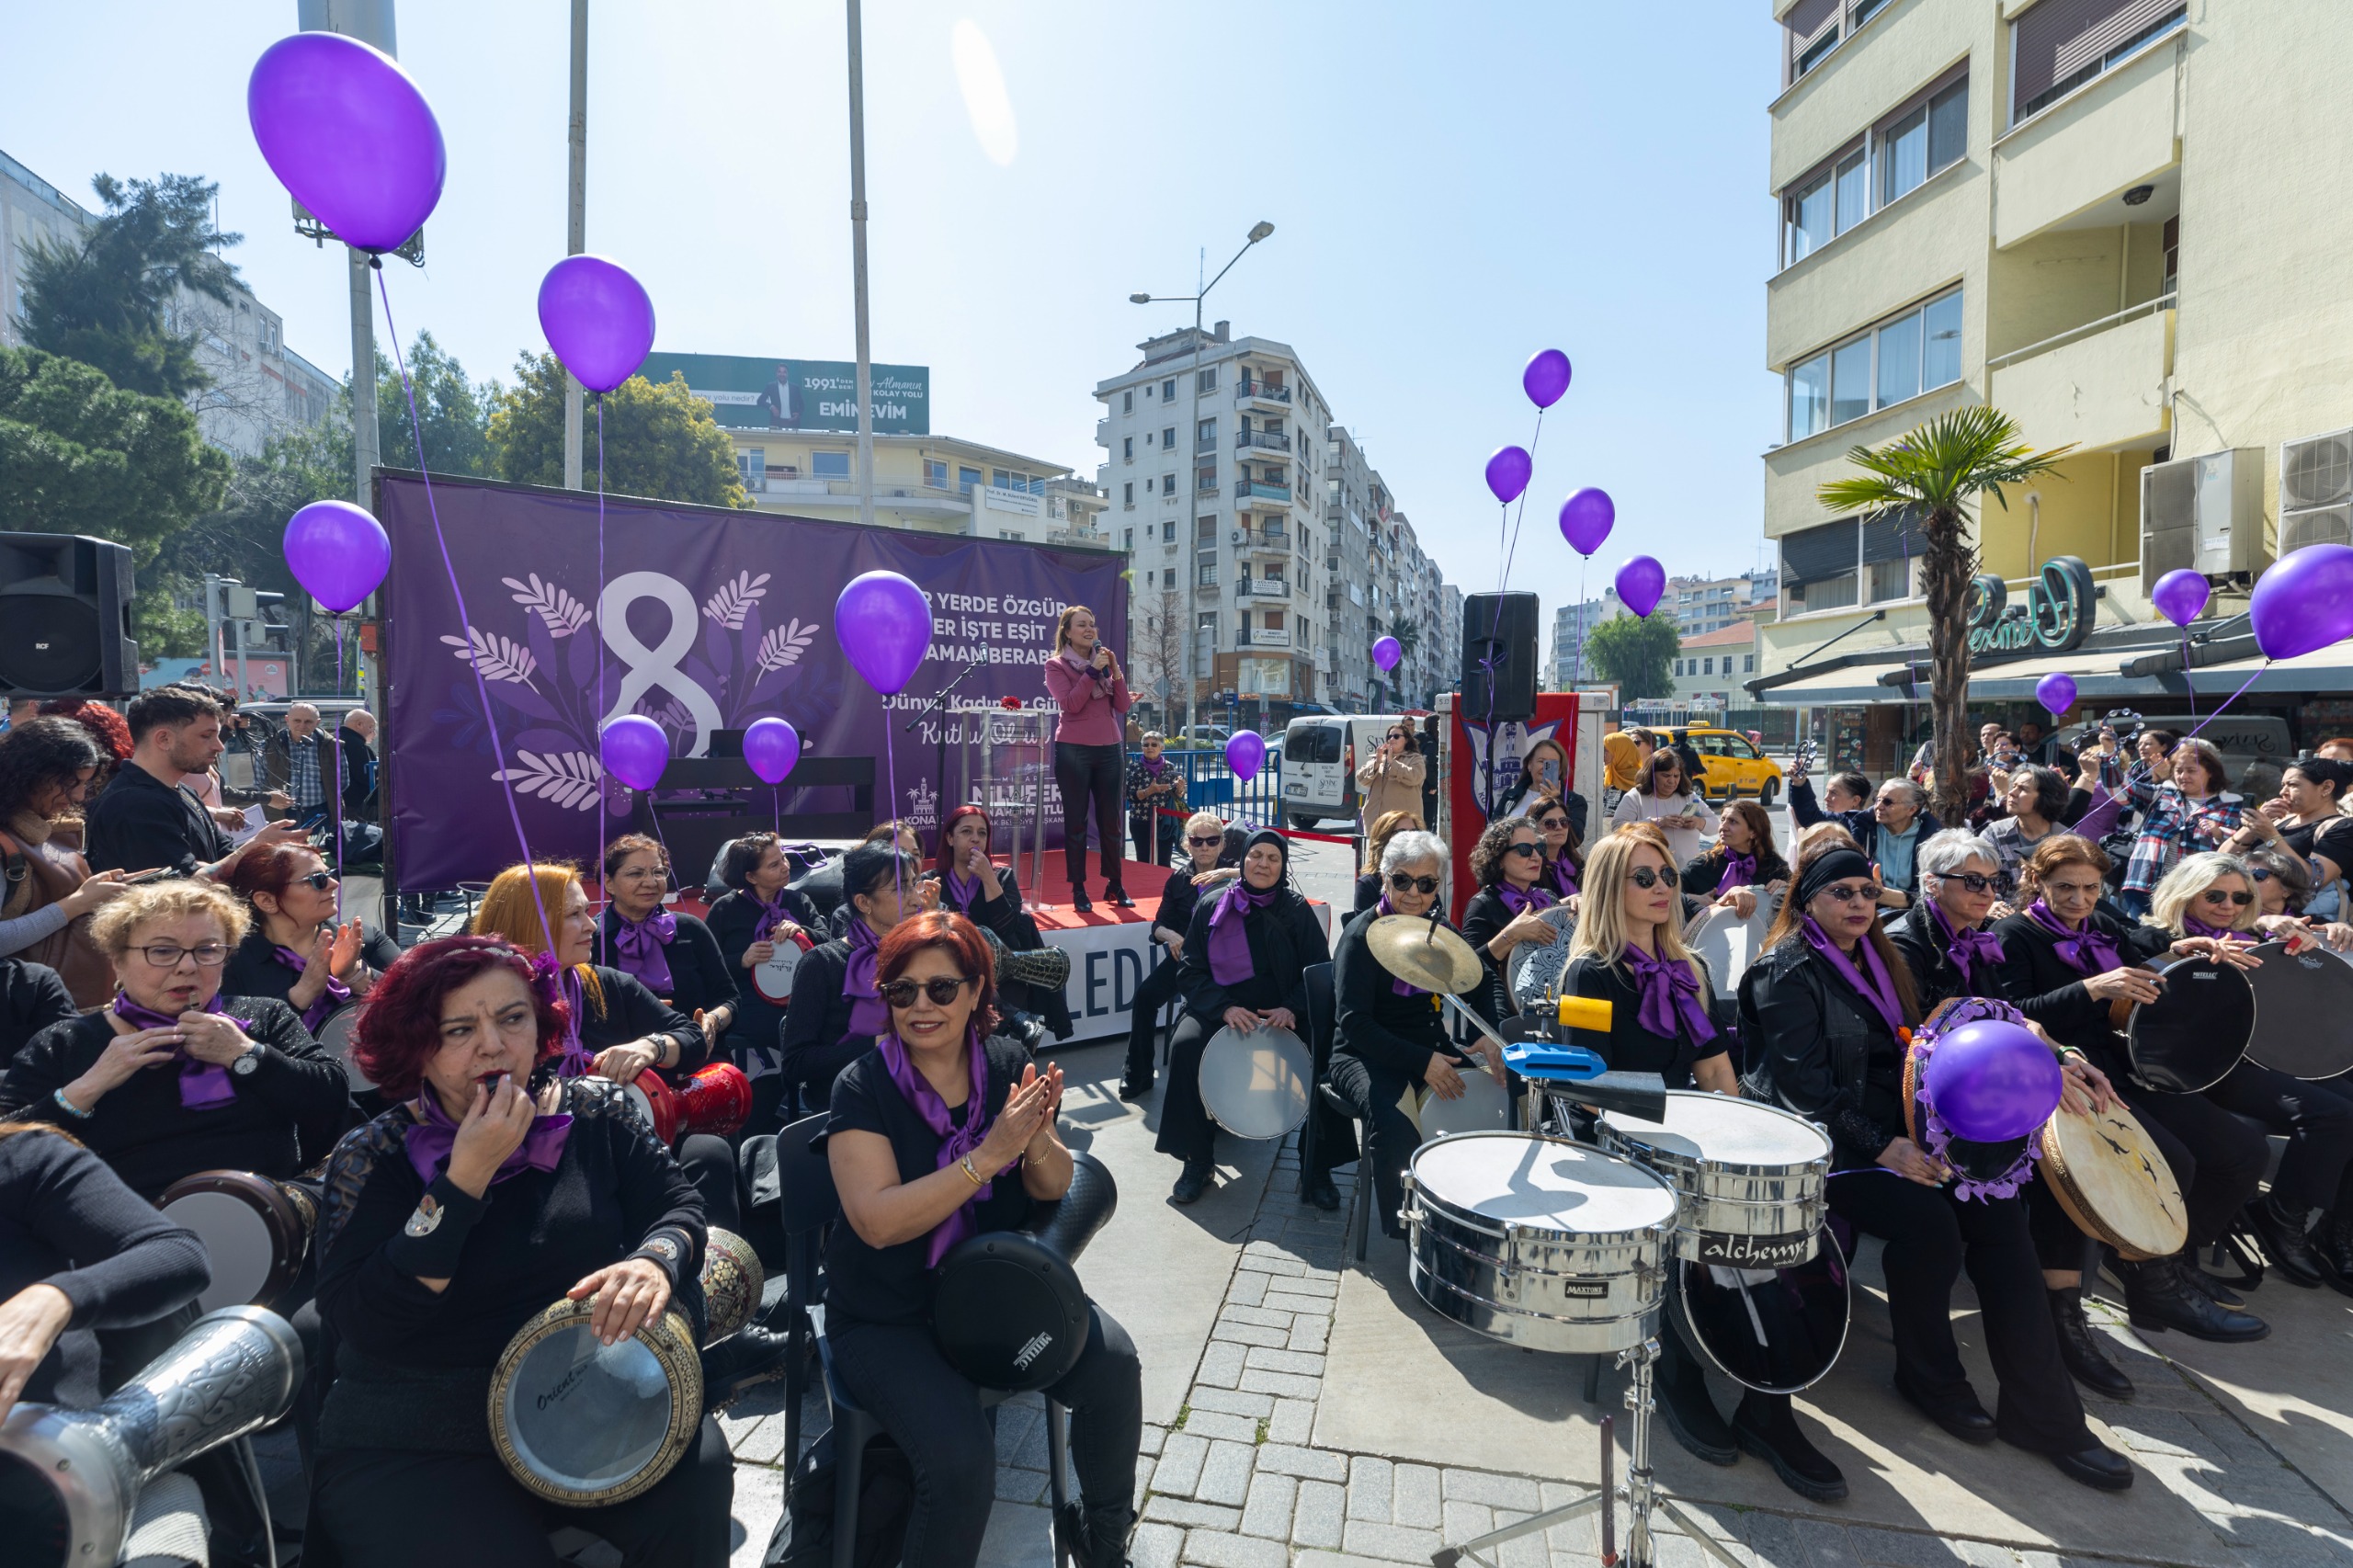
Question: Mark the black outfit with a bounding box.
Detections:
[1738,935,2094,1456]
[0,956,76,1062]
[571,963,736,1233]
[85,761,234,875]
[1681,845,1790,900]
[823,1038,1141,1568]
[1560,952,1726,1087]
[1054,742,1128,892]
[1352,869,1382,915]
[928,866,1075,1040]
[221,925,403,1018]
[1155,876,1329,1167]
[1459,883,1544,1021]
[0,998,348,1200]
[310,1079,729,1568]
[337,727,379,822]
[1123,859,1238,1090]
[706,885,821,1132]
[2280,814,2353,880]
[1886,901,1992,1015]
[592,909,735,1022]
[779,937,880,1108]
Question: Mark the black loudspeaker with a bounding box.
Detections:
[1461,591,1539,724]
[0,535,137,698]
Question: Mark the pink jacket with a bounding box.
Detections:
[1043,652,1132,745]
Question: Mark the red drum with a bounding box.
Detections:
[620,1062,753,1146]
[749,929,816,1006]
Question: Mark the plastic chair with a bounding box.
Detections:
[767,1114,837,1478]
[1317,1083,1372,1264]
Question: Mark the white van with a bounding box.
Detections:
[1280,714,1410,829]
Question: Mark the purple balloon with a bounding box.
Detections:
[1484,446,1533,505]
[834,571,933,696]
[248,32,445,255]
[1522,349,1572,410]
[281,500,390,614]
[2150,568,2210,629]
[599,715,670,792]
[2035,671,2077,719]
[1615,556,1665,619]
[1371,635,1402,672]
[743,717,802,785]
[1226,730,1267,783]
[1923,1019,2063,1142]
[2251,542,2353,661]
[538,256,656,395]
[1559,489,1615,557]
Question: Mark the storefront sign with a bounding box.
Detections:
[1968,555,2096,656]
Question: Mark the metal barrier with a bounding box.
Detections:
[1148,746,1288,828]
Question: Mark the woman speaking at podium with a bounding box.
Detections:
[1042,606,1133,914]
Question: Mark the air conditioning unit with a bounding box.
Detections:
[1231,528,1249,545]
[2279,426,2353,558]
[2139,448,2266,595]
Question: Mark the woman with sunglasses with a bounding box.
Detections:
[824,912,1141,1568]
[222,842,399,1038]
[1122,811,1241,1101]
[1680,799,1787,922]
[1531,799,1589,904]
[1608,749,1717,867]
[1157,830,1328,1205]
[1741,842,2132,1492]
[1355,723,1427,835]
[926,804,1074,1049]
[1126,731,1187,867]
[1352,809,1423,915]
[2225,754,2353,920]
[1461,817,1569,1018]
[2245,846,2353,949]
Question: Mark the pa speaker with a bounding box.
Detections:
[1461,591,1539,725]
[0,535,137,698]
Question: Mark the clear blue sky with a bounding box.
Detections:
[6,2,1783,635]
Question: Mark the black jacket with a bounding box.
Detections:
[926,867,1074,1040]
[221,925,404,1019]
[1176,882,1327,1026]
[573,964,709,1069]
[1681,843,1790,898]
[1156,864,1230,944]
[592,909,736,1024]
[85,763,233,876]
[705,886,822,1071]
[1989,908,2169,1070]
[779,938,877,1097]
[1561,951,1727,1087]
[337,729,379,822]
[1331,906,1492,1080]
[1736,936,1912,1168]
[0,958,76,1064]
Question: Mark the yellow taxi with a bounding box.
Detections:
[1659,726,1785,806]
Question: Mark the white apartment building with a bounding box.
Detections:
[1665,569,1779,637]
[1551,593,1620,689]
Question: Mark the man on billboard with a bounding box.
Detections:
[756,363,801,429]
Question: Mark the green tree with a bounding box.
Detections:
[16,173,242,401]
[1817,407,2071,824]
[1586,611,1680,701]
[488,355,748,508]
[375,332,493,476]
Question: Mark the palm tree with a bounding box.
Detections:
[1816,407,2073,824]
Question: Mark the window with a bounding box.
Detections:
[1876,310,1922,408]
[1744,654,1756,673]
[812,451,850,478]
[1123,528,1133,550]
[1829,336,1872,426]
[926,459,948,487]
[1787,171,1831,264]
[1123,482,1134,506]
[1922,290,1962,389]
[1197,516,1217,541]
[1143,431,1154,447]
[1834,148,1868,235]
[1122,390,1134,413]
[1869,558,1910,603]
[1784,288,1963,439]
[1198,418,1216,449]
[2012,1,2186,123]
[1199,562,1218,587]
[1163,426,1176,449]
[1877,77,1966,207]
[1163,520,1176,541]
[1123,437,1133,460]
[1162,380,1176,400]
[1199,367,1218,392]
[1782,75,1967,269]
[1781,510,1927,613]
[1197,465,1217,491]
[1264,610,1285,631]
[1703,657,1715,676]
[1788,355,1830,441]
[959,465,983,490]
[1161,474,1176,495]
[1163,569,1176,588]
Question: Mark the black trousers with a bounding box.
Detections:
[1054,742,1126,889]
[311,1418,733,1568]
[2203,1057,2353,1212]
[1656,1303,1789,1422]
[1124,955,1184,1085]
[1328,1055,1418,1239]
[831,1306,1142,1568]
[2116,1076,2269,1247]
[1154,1013,1222,1165]
[677,1132,742,1233]
[1826,1174,2092,1455]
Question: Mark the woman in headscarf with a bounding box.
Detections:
[705,832,821,1131]
[925,803,1073,1048]
[1156,830,1329,1204]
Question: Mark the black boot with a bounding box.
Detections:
[1731,1394,1846,1502]
[1171,1158,1213,1205]
[1658,1358,1736,1466]
[2121,1256,2270,1342]
[1070,881,1094,913]
[2049,1286,2133,1401]
[1055,1503,1135,1568]
[699,1324,796,1413]
[1303,1172,1341,1211]
[2245,1195,2326,1288]
[1106,882,1135,908]
[2182,1264,2245,1308]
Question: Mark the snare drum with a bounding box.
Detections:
[1596,1092,1829,1267]
[2110,955,2256,1093]
[2243,939,2353,1080]
[157,1171,316,1312]
[1404,1132,1677,1355]
[1198,1024,1312,1141]
[489,1298,702,1506]
[749,930,815,1006]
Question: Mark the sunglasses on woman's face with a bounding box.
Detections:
[1187,834,1223,847]
[1538,816,1569,832]
[2250,867,2274,882]
[1388,872,1440,895]
[881,975,975,1008]
[298,869,335,892]
[1937,871,1996,893]
[1626,865,1681,891]
[1505,842,1544,858]
[2199,889,2255,907]
[1819,881,1881,904]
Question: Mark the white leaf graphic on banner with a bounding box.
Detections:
[702,571,771,630]
[493,750,605,811]
[440,628,540,688]
[503,574,590,637]
[756,618,821,674]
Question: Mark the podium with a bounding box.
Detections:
[953,704,1056,888]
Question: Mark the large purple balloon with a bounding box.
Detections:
[539,256,657,395]
[248,33,445,255]
[1522,349,1572,410]
[1371,635,1402,672]
[1559,489,1615,557]
[2151,568,2210,629]
[1924,1019,2063,1142]
[1225,730,1267,783]
[599,715,670,792]
[835,572,933,696]
[2251,543,2353,661]
[1485,446,1532,505]
[281,500,391,614]
[2035,671,2077,719]
[743,717,801,785]
[1616,556,1665,619]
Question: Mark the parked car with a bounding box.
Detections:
[1279,713,1407,830]
[1658,725,1784,805]
[1167,724,1233,751]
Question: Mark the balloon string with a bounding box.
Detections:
[2180,631,2196,717]
[2177,664,2264,747]
[334,617,346,923]
[1497,405,1546,594]
[596,395,608,871]
[376,267,555,959]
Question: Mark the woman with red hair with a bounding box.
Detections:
[824,912,1140,1568]
[924,803,1072,1046]
[311,934,733,1567]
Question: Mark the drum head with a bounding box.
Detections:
[1599,1091,1829,1169]
[493,1302,700,1506]
[317,1006,371,1088]
[2244,940,2353,1080]
[1410,1133,1678,1233]
[751,939,805,1006]
[1671,1247,1851,1394]
[1684,902,1775,1002]
[2128,956,2256,1093]
[1415,1067,1512,1140]
[2039,1103,2188,1261]
[931,1232,1090,1393]
[1506,908,1578,1011]
[620,1077,679,1145]
[1199,1025,1312,1141]
[158,1173,303,1312]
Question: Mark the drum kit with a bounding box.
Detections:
[155,1170,319,1312]
[619,1061,755,1147]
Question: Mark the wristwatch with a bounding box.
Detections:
[231,1042,263,1077]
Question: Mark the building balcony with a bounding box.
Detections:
[1235,578,1291,600]
[1235,381,1292,408]
[1986,299,2173,453]
[1233,429,1291,456]
[1233,526,1290,555]
[1233,480,1292,504]
[1095,417,1112,449]
[1992,24,2181,249]
[1248,628,1291,648]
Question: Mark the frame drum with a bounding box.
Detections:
[749,931,814,1006]
[1415,1061,1513,1140]
[1685,901,1775,1003]
[1506,907,1579,1013]
[315,1006,371,1088]
[490,1299,701,1506]
[1199,1024,1312,1141]
[156,1171,313,1312]
[2038,1101,2188,1261]
[2114,955,2255,1094]
[2243,939,2353,1080]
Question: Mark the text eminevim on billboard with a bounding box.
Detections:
[634,353,930,436]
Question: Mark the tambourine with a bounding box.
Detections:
[750,928,816,1006]
[489,1296,701,1506]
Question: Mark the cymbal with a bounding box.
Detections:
[1367,914,1484,995]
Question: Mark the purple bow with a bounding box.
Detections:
[2025,900,2120,976]
[2182,915,2245,942]
[1208,881,1278,985]
[1374,894,1426,996]
[750,892,796,947]
[1547,855,1581,900]
[940,867,983,912]
[1620,943,1717,1045]
[611,909,677,994]
[112,994,253,1108]
[843,918,889,1037]
[271,943,351,1035]
[1927,900,2006,992]
[1495,881,1556,917]
[402,1085,571,1187]
[1799,917,1908,1041]
[878,1026,1003,1267]
[1714,852,1756,897]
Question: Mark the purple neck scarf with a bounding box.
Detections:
[750,891,796,946]
[1208,881,1279,984]
[2182,915,2244,942]
[610,909,676,995]
[1142,755,1170,778]
[403,1085,571,1187]
[112,994,252,1108]
[1495,881,1555,917]
[1620,942,1716,1045]
[1374,895,1427,996]
[940,866,983,912]
[877,1027,1002,1267]
[844,918,890,1037]
[1059,648,1108,683]
[271,941,351,1035]
[1545,855,1581,900]
[1927,900,2006,994]
[2026,900,2120,976]
[1714,852,1757,897]
[1799,917,1908,1042]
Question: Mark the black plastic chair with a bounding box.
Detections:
[756,1113,837,1477]
[1317,1083,1372,1264]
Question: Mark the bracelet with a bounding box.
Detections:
[959,1155,984,1188]
[52,1087,93,1119]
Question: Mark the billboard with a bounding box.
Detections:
[636,352,929,435]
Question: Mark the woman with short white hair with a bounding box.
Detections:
[1888,830,2018,1012]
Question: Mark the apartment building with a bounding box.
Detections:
[1551,593,1621,690]
[726,428,1104,546]
[1751,0,2353,772]
[1666,569,1779,637]
[1670,622,1763,710]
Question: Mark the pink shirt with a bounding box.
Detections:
[1043,651,1133,745]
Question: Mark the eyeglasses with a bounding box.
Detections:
[1388,872,1440,895]
[1504,842,1544,858]
[1818,881,1881,904]
[1626,866,1681,891]
[2199,889,2256,907]
[880,975,975,1008]
[136,942,229,969]
[1934,871,1997,893]
[297,870,335,892]
[1187,834,1223,846]
[2250,867,2274,882]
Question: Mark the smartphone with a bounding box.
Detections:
[123,868,175,886]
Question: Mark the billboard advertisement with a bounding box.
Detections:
[635,352,929,435]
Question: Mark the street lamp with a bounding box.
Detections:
[1130,221,1276,732]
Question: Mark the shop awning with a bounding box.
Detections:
[1756,642,2353,705]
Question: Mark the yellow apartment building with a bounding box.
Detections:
[724,429,1109,551]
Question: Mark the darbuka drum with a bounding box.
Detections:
[156,1171,315,1312]
[2111,955,2255,1094]
[1670,1248,1850,1395]
[2039,1101,2188,1261]
[1415,1061,1513,1140]
[1404,1132,1677,1354]
[316,1006,370,1088]
[749,930,814,1006]
[1199,1024,1312,1140]
[2243,940,2353,1080]
[1506,907,1579,1012]
[1596,1092,1829,1267]
[620,1062,753,1146]
[699,1228,766,1344]
[490,1298,701,1506]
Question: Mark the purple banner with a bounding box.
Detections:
[381,474,1126,889]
